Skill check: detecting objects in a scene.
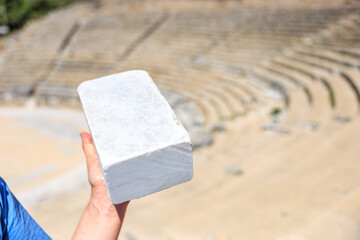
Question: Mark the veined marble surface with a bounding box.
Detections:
[78,70,193,204]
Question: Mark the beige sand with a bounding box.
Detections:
[1,106,359,240]
[0,1,359,239]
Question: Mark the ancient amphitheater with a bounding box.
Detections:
[1,0,360,239]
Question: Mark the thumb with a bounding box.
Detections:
[80,132,98,161]
[80,132,103,183]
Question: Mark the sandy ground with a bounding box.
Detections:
[0,0,359,239]
[0,106,90,239]
[1,105,360,240]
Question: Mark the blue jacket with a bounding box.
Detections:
[0,178,51,240]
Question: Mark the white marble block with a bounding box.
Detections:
[77,70,193,204]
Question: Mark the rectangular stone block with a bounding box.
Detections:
[77,70,193,204]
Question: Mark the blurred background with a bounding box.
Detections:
[0,0,360,239]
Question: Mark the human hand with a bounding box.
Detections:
[72,132,129,240]
[80,131,110,204]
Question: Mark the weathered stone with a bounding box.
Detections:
[161,89,188,107]
[299,121,320,131]
[261,121,290,135]
[78,70,193,204]
[174,101,205,129]
[188,126,212,149]
[224,167,243,176]
[209,122,225,132]
[162,88,212,148]
[332,115,351,123]
[125,232,138,240]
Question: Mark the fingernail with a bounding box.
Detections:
[80,133,90,144]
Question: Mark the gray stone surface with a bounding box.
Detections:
[78,70,193,204]
[332,115,352,123]
[161,89,188,107]
[209,122,225,132]
[299,121,320,131]
[188,126,213,148]
[224,166,243,176]
[162,89,213,148]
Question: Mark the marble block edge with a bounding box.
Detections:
[77,70,194,204]
[104,141,193,204]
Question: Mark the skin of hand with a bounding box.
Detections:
[72,132,130,240]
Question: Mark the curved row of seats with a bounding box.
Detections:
[0,2,359,134]
[53,6,359,132]
[170,9,360,131]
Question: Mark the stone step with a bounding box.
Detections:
[192,68,259,106]
[295,46,360,66]
[288,53,360,107]
[276,56,358,119]
[270,62,332,125]
[201,90,234,121]
[295,49,360,68]
[195,98,221,128]
[211,86,246,117]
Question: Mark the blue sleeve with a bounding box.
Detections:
[0,177,51,240]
